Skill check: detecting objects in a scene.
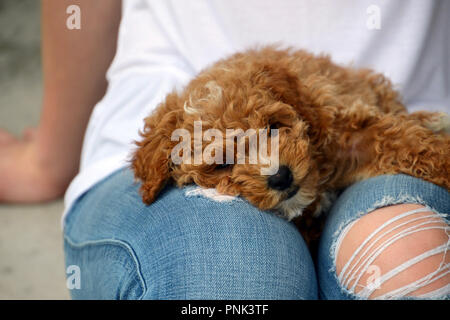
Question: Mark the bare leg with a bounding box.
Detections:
[0,0,121,202]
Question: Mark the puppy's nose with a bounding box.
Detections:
[267,165,293,191]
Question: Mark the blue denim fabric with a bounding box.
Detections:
[64,168,318,299]
[63,168,449,299]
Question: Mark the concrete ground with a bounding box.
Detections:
[0,0,70,299]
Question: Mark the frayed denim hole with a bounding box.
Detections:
[183,185,245,205]
[328,193,448,298]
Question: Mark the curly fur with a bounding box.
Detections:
[131,46,450,245]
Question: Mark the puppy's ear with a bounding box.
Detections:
[131,93,183,204]
[257,63,302,107]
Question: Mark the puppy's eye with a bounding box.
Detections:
[215,163,232,170]
[270,123,279,130]
[268,122,282,136]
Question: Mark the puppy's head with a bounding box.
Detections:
[132,49,320,219]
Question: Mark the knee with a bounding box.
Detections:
[334,203,449,299]
[138,193,318,299]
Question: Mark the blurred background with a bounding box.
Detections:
[0,0,69,299]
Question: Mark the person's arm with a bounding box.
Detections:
[0,0,121,202]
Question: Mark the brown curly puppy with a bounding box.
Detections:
[131,46,449,243]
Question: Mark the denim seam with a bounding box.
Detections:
[328,193,449,300]
[64,235,147,299]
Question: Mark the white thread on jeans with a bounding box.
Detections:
[334,219,358,262]
[375,265,450,299]
[416,283,450,299]
[336,207,450,299]
[337,207,429,284]
[185,186,237,202]
[341,213,440,287]
[357,243,449,298]
[343,216,444,288]
[348,225,448,292]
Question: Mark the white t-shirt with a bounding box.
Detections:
[63,0,450,223]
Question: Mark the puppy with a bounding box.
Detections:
[131,46,449,245]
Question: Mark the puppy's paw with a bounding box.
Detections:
[423,112,450,134]
[313,191,337,217]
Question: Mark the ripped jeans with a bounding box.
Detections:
[63,167,449,299]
